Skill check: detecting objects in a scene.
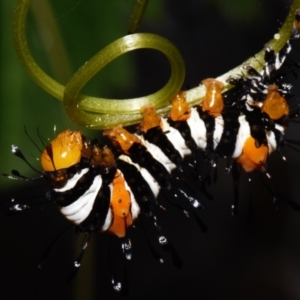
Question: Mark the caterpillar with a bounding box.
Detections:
[42,76,290,240]
[3,2,300,299]
[3,10,298,295]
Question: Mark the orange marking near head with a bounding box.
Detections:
[237,136,268,172]
[169,91,191,121]
[101,146,116,170]
[103,125,140,154]
[89,144,103,167]
[140,105,162,133]
[41,130,83,172]
[108,172,132,238]
[294,9,300,30]
[81,138,92,159]
[201,78,224,117]
[261,84,289,120]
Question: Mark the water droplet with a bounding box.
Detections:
[183,210,190,218]
[112,278,122,292]
[10,204,28,211]
[74,261,80,268]
[274,33,280,40]
[159,236,168,245]
[11,145,18,154]
[122,239,132,260]
[231,205,236,216]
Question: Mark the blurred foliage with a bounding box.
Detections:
[202,0,264,24]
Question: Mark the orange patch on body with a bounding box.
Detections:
[103,124,140,154]
[261,84,289,120]
[108,172,132,238]
[101,146,116,170]
[201,78,224,117]
[294,9,300,30]
[237,136,269,172]
[140,105,162,133]
[169,91,191,121]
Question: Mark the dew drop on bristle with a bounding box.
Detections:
[67,236,90,282]
[153,220,163,234]
[159,238,182,269]
[111,277,122,292]
[158,235,168,246]
[178,188,203,209]
[183,210,190,218]
[225,165,232,173]
[122,238,132,260]
[9,204,29,211]
[74,261,81,268]
[210,160,217,168]
[11,145,19,155]
[11,145,41,174]
[231,205,236,216]
[213,165,218,183]
[111,268,129,296]
[140,218,166,263]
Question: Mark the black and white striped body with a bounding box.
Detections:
[47,96,287,233]
[44,16,299,237]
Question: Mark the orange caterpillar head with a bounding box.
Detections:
[103,124,140,154]
[261,84,289,120]
[139,105,162,133]
[237,136,269,172]
[201,78,224,117]
[41,130,83,172]
[169,91,191,121]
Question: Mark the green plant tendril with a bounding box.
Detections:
[128,0,149,34]
[13,0,185,129]
[64,33,185,128]
[13,0,300,129]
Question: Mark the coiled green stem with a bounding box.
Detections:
[64,33,185,128]
[13,0,300,129]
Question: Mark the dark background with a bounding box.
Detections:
[1,0,300,299]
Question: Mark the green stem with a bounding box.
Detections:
[128,0,149,34]
[30,0,72,83]
[64,33,185,129]
[13,0,65,100]
[13,0,300,129]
